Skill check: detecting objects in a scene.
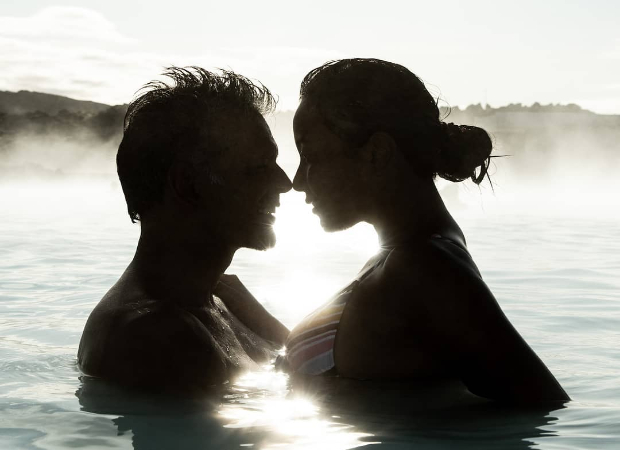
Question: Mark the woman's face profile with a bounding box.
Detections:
[292,100,370,232]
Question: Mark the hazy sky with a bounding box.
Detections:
[1,1,619,113]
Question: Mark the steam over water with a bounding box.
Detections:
[1,113,620,448]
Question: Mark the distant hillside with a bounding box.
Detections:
[439,102,620,130]
[0,91,127,156]
[0,90,112,115]
[0,90,618,180]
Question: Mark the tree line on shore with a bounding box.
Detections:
[0,105,127,153]
[1,91,619,181]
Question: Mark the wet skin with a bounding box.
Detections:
[291,100,569,404]
[78,112,292,394]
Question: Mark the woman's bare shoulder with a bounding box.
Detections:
[365,238,499,330]
[381,237,482,287]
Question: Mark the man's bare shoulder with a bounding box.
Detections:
[79,285,228,392]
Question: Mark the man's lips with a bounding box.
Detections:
[255,203,278,224]
[257,197,280,215]
[253,212,276,226]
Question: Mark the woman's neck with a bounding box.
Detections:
[371,177,456,249]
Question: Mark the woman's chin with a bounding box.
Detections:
[318,213,357,233]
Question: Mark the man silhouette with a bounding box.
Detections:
[78,67,291,393]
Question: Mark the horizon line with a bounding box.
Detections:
[1,89,618,117]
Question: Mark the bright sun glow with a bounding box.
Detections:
[271,192,380,258]
[219,369,377,450]
[231,191,379,327]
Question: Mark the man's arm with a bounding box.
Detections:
[214,274,289,345]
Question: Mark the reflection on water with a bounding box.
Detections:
[220,370,376,450]
[76,369,376,450]
[75,367,563,450]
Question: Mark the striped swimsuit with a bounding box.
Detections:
[284,257,384,375]
[283,234,462,376]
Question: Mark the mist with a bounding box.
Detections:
[432,103,620,219]
[0,96,124,183]
[1,99,619,219]
[0,134,118,182]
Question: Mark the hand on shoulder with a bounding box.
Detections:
[214,274,289,345]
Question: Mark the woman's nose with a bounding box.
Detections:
[292,164,306,192]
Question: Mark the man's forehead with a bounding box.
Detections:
[208,111,277,163]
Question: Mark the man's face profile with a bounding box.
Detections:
[193,112,291,251]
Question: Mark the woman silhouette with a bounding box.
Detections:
[281,58,569,405]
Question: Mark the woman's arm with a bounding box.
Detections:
[386,241,569,405]
[425,247,570,404]
[214,274,289,346]
[445,281,569,404]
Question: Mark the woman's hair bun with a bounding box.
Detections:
[435,123,492,184]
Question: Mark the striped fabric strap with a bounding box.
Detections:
[284,234,468,376]
[284,283,356,375]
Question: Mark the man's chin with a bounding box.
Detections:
[242,228,277,251]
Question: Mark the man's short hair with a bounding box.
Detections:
[117,66,276,222]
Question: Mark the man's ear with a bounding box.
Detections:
[168,161,199,205]
[360,132,397,170]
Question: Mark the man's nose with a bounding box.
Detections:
[274,164,293,193]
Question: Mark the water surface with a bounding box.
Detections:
[1,182,619,449]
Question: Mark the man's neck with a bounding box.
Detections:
[129,232,236,309]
